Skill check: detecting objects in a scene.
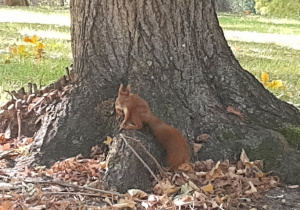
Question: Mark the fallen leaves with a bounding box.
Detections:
[0,128,280,210]
[261,72,284,89]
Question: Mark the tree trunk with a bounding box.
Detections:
[4,0,29,6]
[32,0,300,193]
[215,0,232,13]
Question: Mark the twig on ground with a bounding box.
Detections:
[28,97,44,113]
[22,180,124,197]
[120,134,161,184]
[43,191,102,197]
[17,110,21,141]
[122,134,169,179]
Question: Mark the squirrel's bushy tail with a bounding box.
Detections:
[147,115,190,168]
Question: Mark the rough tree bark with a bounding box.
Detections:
[32,0,300,193]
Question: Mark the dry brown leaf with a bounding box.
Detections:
[104,197,113,206]
[153,178,179,196]
[112,198,136,208]
[196,134,211,142]
[201,183,213,193]
[212,200,219,208]
[0,201,14,210]
[166,187,180,195]
[100,161,107,170]
[193,191,207,201]
[174,195,194,206]
[254,160,264,170]
[245,181,258,195]
[240,149,250,164]
[245,162,254,168]
[104,136,113,145]
[257,172,265,178]
[178,162,192,172]
[128,189,148,199]
[215,195,223,204]
[228,166,236,174]
[195,159,215,171]
[193,143,203,154]
[23,137,34,144]
[1,143,11,151]
[188,180,200,191]
[270,179,278,187]
[206,161,224,181]
[159,194,173,208]
[0,133,5,143]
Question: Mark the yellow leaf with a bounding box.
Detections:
[267,80,283,89]
[261,72,269,85]
[10,47,18,55]
[32,35,38,44]
[37,42,44,49]
[24,36,33,43]
[104,136,113,145]
[201,183,213,193]
[18,45,26,53]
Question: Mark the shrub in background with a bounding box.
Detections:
[255,0,300,18]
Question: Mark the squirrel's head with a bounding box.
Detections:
[115,84,131,106]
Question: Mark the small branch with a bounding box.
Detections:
[17,110,21,141]
[120,134,160,184]
[23,180,123,197]
[122,135,168,179]
[28,97,44,113]
[43,191,103,197]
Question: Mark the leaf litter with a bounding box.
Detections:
[0,127,283,210]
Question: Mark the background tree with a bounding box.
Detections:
[4,0,29,6]
[33,0,300,192]
[255,0,299,18]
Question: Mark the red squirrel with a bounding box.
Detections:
[115,84,190,169]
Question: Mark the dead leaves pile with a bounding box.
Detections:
[50,154,106,185]
[0,133,33,169]
[143,149,279,209]
[0,136,280,210]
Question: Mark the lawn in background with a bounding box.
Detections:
[219,13,300,35]
[218,13,300,108]
[0,7,71,103]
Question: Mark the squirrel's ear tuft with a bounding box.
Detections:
[118,84,124,94]
[125,85,131,95]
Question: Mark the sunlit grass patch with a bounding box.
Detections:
[218,13,300,35]
[0,16,71,104]
[228,40,300,107]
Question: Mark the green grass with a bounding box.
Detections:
[218,13,300,35]
[228,41,300,107]
[0,6,70,15]
[0,9,71,103]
